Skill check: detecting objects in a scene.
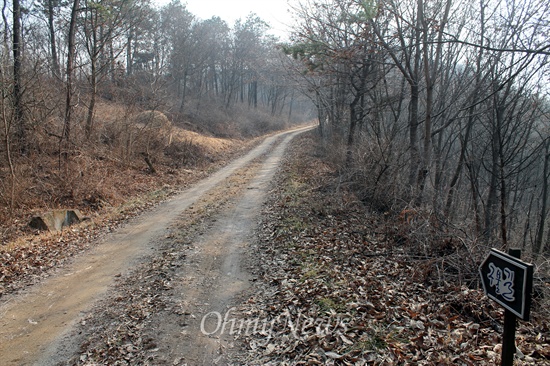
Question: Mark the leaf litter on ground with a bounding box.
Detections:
[228,131,550,366]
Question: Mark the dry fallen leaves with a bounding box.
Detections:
[228,132,550,365]
[2,131,548,365]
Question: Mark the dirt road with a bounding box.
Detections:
[0,125,313,365]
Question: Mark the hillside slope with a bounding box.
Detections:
[230,131,550,365]
[0,116,263,298]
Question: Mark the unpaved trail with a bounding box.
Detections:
[0,125,313,366]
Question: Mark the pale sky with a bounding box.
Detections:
[183,0,300,39]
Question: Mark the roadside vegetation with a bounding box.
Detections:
[1,0,550,363]
[235,131,550,365]
[280,0,550,355]
[0,1,311,296]
[247,1,550,361]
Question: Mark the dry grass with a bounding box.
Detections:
[0,107,263,297]
[171,128,237,154]
[0,99,256,247]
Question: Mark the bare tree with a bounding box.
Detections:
[45,0,61,78]
[287,0,550,257]
[82,0,142,135]
[12,0,24,151]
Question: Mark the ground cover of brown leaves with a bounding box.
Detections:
[0,130,260,298]
[232,132,550,365]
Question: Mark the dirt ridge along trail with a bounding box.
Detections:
[0,125,313,366]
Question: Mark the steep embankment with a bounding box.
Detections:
[0,120,258,298]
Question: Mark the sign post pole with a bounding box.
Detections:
[501,248,521,366]
[479,247,534,366]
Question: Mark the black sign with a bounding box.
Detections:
[479,249,534,321]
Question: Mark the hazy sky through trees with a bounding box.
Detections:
[176,0,299,38]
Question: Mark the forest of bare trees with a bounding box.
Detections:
[286,0,550,270]
[0,0,311,221]
[2,0,549,272]
[1,0,549,361]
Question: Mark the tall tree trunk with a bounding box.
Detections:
[62,0,80,157]
[534,141,550,256]
[497,106,508,247]
[445,0,485,218]
[249,80,257,109]
[544,215,550,256]
[213,64,219,95]
[407,0,423,196]
[346,61,368,166]
[346,95,360,166]
[179,71,188,114]
[408,82,420,192]
[2,0,8,48]
[445,113,474,217]
[287,91,294,123]
[499,152,508,247]
[416,0,452,205]
[432,131,444,213]
[316,91,326,139]
[47,0,60,79]
[522,192,535,250]
[85,8,98,136]
[12,0,25,152]
[86,55,97,136]
[109,39,116,83]
[126,26,133,76]
[239,70,244,103]
[416,0,430,205]
[467,159,483,236]
[484,101,501,243]
[2,82,16,210]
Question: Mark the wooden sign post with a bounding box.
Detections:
[479,248,533,366]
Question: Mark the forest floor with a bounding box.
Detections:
[228,132,550,365]
[0,128,549,365]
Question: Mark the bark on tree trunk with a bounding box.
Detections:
[467,160,483,236]
[2,0,8,48]
[47,0,60,79]
[179,71,188,114]
[446,0,484,219]
[416,0,431,205]
[316,91,326,139]
[126,27,133,76]
[287,91,294,123]
[12,0,25,152]
[346,97,359,166]
[534,141,550,256]
[63,0,80,145]
[408,82,420,193]
[86,56,97,136]
[484,138,499,241]
[445,108,474,217]
[2,92,16,210]
[416,0,452,206]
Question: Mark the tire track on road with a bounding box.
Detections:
[0,125,313,366]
